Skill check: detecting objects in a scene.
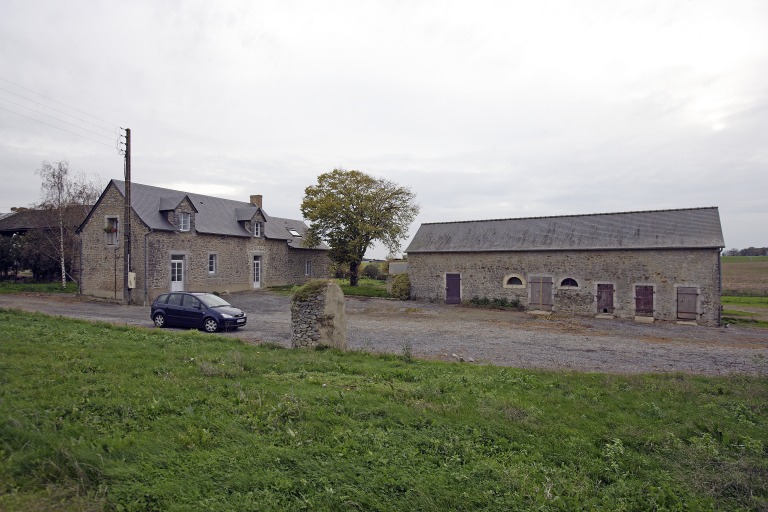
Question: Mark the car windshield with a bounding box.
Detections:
[198,294,232,308]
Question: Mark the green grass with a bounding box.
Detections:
[722,255,768,263]
[722,314,768,328]
[722,295,768,328]
[723,295,768,307]
[1,310,767,511]
[269,278,390,298]
[0,281,78,294]
[334,277,389,297]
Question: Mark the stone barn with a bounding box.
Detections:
[405,207,725,326]
[77,180,330,304]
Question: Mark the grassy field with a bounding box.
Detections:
[334,277,389,297]
[721,256,768,327]
[271,278,390,298]
[1,310,767,511]
[722,295,768,328]
[722,256,768,296]
[0,281,78,294]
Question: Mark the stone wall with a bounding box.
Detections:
[291,281,347,349]
[408,249,722,325]
[78,185,145,301]
[79,183,332,304]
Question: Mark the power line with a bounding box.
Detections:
[0,106,118,150]
[0,85,117,136]
[0,76,118,131]
[0,96,117,142]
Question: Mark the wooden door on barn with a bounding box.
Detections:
[529,276,553,311]
[597,284,614,313]
[445,273,461,304]
[635,285,654,316]
[677,287,698,320]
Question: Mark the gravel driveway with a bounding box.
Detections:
[2,291,767,375]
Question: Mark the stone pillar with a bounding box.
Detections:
[291,280,347,350]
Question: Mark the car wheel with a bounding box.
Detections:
[203,317,219,333]
[153,312,166,328]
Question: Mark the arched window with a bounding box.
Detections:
[503,274,525,288]
[560,278,578,287]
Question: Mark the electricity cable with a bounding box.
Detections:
[0,106,116,149]
[0,76,118,131]
[0,96,117,141]
[0,86,117,136]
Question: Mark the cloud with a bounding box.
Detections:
[1,0,766,256]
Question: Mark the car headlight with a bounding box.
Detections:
[220,313,233,319]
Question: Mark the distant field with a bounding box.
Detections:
[721,256,768,296]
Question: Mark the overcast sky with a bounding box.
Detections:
[1,0,766,257]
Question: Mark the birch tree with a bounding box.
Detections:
[36,160,101,287]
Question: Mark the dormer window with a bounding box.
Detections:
[253,222,262,237]
[179,213,190,232]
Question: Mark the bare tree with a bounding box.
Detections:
[36,160,101,287]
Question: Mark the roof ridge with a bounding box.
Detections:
[112,179,254,208]
[420,206,720,226]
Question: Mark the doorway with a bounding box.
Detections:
[171,255,185,292]
[635,285,654,316]
[253,256,262,289]
[445,273,461,304]
[677,287,698,320]
[529,276,554,311]
[597,283,614,314]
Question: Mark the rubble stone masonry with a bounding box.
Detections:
[79,184,330,304]
[407,249,721,325]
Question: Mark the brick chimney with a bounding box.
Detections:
[250,195,263,208]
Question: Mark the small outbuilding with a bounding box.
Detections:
[405,207,725,326]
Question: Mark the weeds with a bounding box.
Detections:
[1,309,767,511]
[401,340,413,363]
[468,296,524,310]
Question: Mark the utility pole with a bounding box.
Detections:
[123,128,131,304]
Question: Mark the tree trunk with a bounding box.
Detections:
[349,260,360,287]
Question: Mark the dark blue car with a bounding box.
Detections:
[151,292,247,332]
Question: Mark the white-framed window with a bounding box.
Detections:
[105,216,119,245]
[305,259,312,276]
[253,222,261,237]
[208,253,217,274]
[179,212,191,232]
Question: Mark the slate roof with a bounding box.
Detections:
[0,206,91,234]
[90,180,325,250]
[405,207,725,253]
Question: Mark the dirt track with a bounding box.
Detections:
[2,291,767,375]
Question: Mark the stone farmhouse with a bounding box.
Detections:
[405,207,725,326]
[77,180,330,304]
